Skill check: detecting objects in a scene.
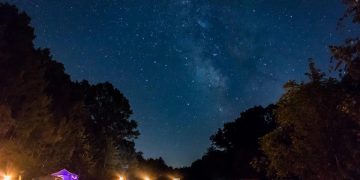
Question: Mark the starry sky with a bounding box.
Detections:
[2,0,356,167]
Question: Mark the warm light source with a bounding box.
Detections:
[119,176,125,180]
[3,175,11,180]
[173,178,180,180]
[144,176,150,180]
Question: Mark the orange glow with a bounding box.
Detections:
[119,176,125,180]
[144,176,150,180]
[3,175,11,180]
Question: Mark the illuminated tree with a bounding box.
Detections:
[259,63,360,178]
[0,3,94,178]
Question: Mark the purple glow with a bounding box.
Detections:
[51,169,79,180]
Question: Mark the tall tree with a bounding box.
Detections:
[0,3,94,178]
[0,3,54,177]
[259,63,360,179]
[40,50,97,178]
[258,1,360,178]
[79,81,139,178]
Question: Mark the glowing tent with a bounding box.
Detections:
[51,169,79,180]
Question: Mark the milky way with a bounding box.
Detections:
[3,0,356,167]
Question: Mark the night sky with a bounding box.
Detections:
[2,0,355,167]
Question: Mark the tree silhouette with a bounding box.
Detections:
[79,81,139,178]
[258,2,360,176]
[184,105,276,179]
[0,3,59,177]
[0,3,140,179]
[259,62,360,178]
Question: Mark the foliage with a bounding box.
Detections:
[184,105,276,179]
[340,0,360,24]
[0,3,61,177]
[257,2,360,179]
[0,3,139,179]
[259,66,360,178]
[79,81,139,178]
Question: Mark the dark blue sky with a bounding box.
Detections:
[3,0,355,167]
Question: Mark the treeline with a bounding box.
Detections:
[181,105,276,179]
[182,0,360,179]
[2,1,360,180]
[0,3,143,179]
[0,3,180,180]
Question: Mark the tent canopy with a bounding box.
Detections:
[51,169,78,180]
